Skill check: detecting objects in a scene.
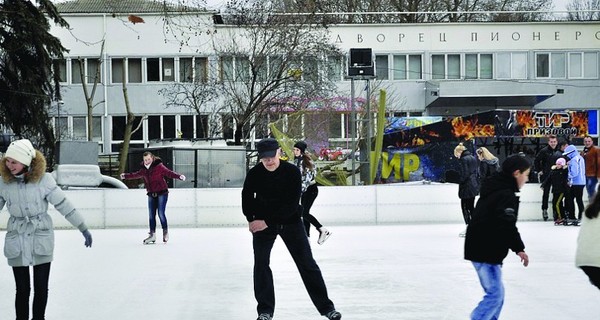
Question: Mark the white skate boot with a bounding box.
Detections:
[143,232,156,244]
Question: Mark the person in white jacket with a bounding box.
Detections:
[576,192,600,290]
[0,139,92,320]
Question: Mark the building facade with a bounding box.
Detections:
[51,0,600,155]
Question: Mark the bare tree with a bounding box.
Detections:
[117,58,144,175]
[566,0,600,20]
[160,0,343,145]
[76,40,105,141]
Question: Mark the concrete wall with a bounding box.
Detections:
[1,183,570,230]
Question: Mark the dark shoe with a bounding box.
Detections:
[542,209,548,221]
[257,313,272,320]
[325,310,342,320]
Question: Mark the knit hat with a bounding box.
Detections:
[5,139,36,166]
[256,138,279,159]
[293,140,308,154]
[555,158,566,166]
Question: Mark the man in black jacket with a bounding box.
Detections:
[242,138,341,320]
[465,154,531,320]
[534,135,561,220]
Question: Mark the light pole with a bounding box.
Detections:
[56,100,64,141]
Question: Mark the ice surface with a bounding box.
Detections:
[0,222,597,319]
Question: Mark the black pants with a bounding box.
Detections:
[301,184,322,237]
[581,266,600,290]
[551,192,566,221]
[13,262,51,320]
[461,197,475,225]
[252,220,335,317]
[541,176,551,210]
[566,185,585,220]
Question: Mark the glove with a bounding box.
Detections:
[180,175,186,181]
[82,229,93,248]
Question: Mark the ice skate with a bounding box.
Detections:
[459,228,467,238]
[325,310,342,319]
[317,227,331,245]
[256,313,272,320]
[542,209,548,221]
[554,218,564,226]
[143,232,156,244]
[163,229,169,243]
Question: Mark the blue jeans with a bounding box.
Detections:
[252,220,335,317]
[471,262,504,320]
[148,193,168,232]
[586,177,598,200]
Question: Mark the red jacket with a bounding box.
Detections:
[122,159,182,194]
[581,145,600,178]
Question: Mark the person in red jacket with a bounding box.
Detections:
[121,151,185,244]
[581,135,600,200]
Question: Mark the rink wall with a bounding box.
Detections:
[0,183,559,229]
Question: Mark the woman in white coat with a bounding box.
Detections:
[575,192,600,290]
[0,139,92,320]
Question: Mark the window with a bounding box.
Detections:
[495,52,527,79]
[162,58,174,82]
[194,57,208,83]
[303,56,319,82]
[87,58,101,84]
[73,117,87,140]
[148,115,161,140]
[431,54,462,80]
[393,54,422,80]
[112,116,142,141]
[536,52,565,79]
[220,56,234,81]
[569,52,598,79]
[196,115,209,138]
[147,58,160,81]
[111,58,124,83]
[128,58,142,83]
[465,54,493,79]
[163,115,176,138]
[147,58,175,82]
[72,58,84,84]
[376,55,389,80]
[222,114,234,139]
[326,55,343,81]
[54,59,67,83]
[180,58,193,82]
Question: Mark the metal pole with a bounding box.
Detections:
[350,78,356,186]
[366,79,372,180]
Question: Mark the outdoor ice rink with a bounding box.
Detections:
[0,221,597,319]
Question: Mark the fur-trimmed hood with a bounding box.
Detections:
[0,150,47,184]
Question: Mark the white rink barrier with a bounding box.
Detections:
[0,183,577,229]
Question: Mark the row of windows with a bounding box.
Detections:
[53,111,426,153]
[374,51,599,80]
[55,51,599,86]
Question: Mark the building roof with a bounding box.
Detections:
[54,0,207,14]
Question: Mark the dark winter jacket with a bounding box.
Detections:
[122,159,182,195]
[534,145,561,177]
[464,172,526,265]
[458,150,479,199]
[541,165,569,194]
[478,158,500,184]
[242,160,302,225]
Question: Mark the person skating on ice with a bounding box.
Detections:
[454,142,479,237]
[0,139,93,320]
[464,153,531,320]
[242,138,342,320]
[540,157,570,225]
[293,140,331,244]
[120,151,185,244]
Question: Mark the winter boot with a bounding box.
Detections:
[143,232,156,244]
[163,229,169,243]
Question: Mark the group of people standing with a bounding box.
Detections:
[455,136,600,320]
[535,135,600,225]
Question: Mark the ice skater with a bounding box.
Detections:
[576,191,600,290]
[120,151,185,244]
[454,142,479,237]
[464,153,531,320]
[0,139,93,320]
[540,158,570,225]
[293,140,331,244]
[242,138,341,320]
